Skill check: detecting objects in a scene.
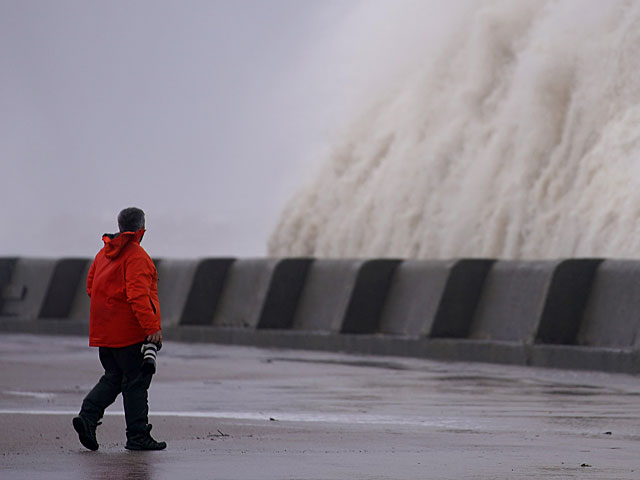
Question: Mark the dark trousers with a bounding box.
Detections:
[79,342,152,437]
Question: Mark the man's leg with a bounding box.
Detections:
[74,347,122,450]
[80,347,123,423]
[114,343,166,450]
[111,343,149,434]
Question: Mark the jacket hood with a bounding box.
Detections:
[102,229,145,259]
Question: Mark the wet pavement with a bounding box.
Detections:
[1,333,640,479]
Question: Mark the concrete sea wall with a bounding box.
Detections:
[1,256,639,373]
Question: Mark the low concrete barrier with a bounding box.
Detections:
[429,259,495,338]
[3,256,640,373]
[291,259,364,333]
[180,258,235,326]
[379,260,451,336]
[468,259,602,344]
[378,259,494,338]
[577,260,640,348]
[534,259,602,345]
[156,259,199,327]
[67,261,92,322]
[0,258,58,320]
[257,258,314,329]
[0,258,18,313]
[340,259,402,334]
[39,258,91,319]
[469,260,556,343]
[212,259,280,329]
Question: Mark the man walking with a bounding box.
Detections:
[73,207,166,451]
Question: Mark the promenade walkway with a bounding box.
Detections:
[1,334,639,479]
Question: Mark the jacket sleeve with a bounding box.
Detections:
[86,259,96,297]
[124,255,161,335]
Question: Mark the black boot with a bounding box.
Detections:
[72,416,100,451]
[125,424,166,451]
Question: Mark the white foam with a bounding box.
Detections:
[269,0,640,260]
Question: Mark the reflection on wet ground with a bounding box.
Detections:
[78,452,154,480]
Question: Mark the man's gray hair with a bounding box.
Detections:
[118,207,145,232]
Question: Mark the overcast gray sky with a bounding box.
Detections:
[1,0,379,258]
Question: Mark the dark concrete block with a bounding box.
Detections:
[212,259,279,329]
[340,259,402,334]
[257,258,314,330]
[180,258,235,326]
[38,258,90,319]
[430,259,495,338]
[0,258,18,313]
[535,259,603,345]
[0,258,57,320]
[292,260,364,333]
[578,260,640,348]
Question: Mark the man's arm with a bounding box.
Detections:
[124,256,162,338]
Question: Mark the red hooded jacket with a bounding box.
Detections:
[87,229,161,347]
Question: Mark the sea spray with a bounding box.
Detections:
[269,0,640,260]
